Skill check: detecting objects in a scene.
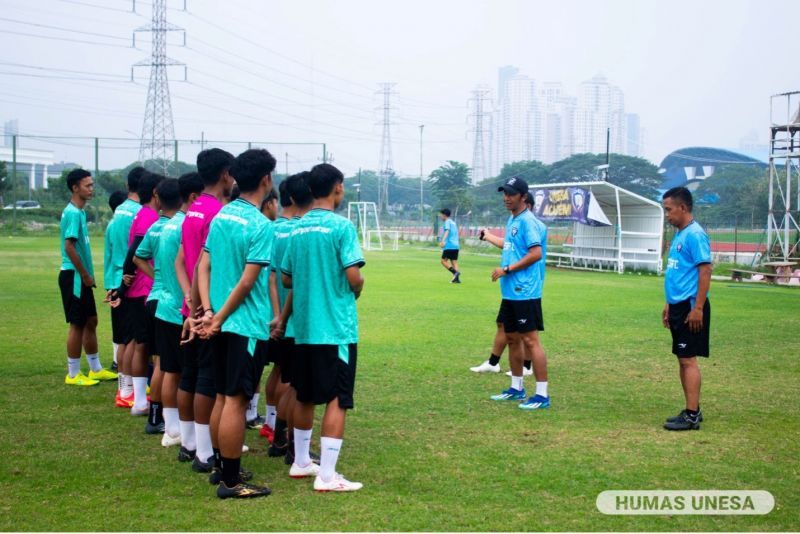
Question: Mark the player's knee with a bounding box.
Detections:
[85,316,98,330]
[678,357,697,369]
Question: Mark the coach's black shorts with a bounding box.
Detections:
[211,332,260,399]
[293,344,357,409]
[441,249,459,261]
[179,337,216,398]
[58,270,96,327]
[496,298,544,334]
[271,337,296,384]
[668,299,710,358]
[154,318,183,373]
[110,298,127,344]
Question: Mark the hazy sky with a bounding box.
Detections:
[0,0,798,177]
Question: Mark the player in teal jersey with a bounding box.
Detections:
[195,149,276,499]
[103,190,127,373]
[59,169,116,385]
[281,163,365,492]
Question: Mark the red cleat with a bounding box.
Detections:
[259,424,274,443]
[116,391,134,408]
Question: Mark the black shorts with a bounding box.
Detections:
[496,298,544,334]
[211,332,260,399]
[271,337,296,384]
[293,344,357,409]
[124,296,156,346]
[668,299,711,358]
[58,270,96,327]
[253,339,270,386]
[110,298,127,344]
[179,337,216,398]
[154,318,183,373]
[441,249,459,260]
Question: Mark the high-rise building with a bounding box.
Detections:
[4,119,18,147]
[626,113,642,157]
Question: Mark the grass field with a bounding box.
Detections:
[0,236,798,531]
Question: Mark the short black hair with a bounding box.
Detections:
[156,178,182,211]
[229,149,276,193]
[66,168,91,192]
[307,163,343,199]
[230,184,240,202]
[662,186,693,212]
[440,208,451,217]
[525,192,534,207]
[278,178,293,208]
[196,148,234,186]
[138,172,164,204]
[127,166,148,193]
[108,190,127,212]
[178,172,203,203]
[286,171,313,207]
[261,188,278,210]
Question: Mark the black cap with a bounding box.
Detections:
[497,176,529,196]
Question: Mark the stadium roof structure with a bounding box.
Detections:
[658,147,767,191]
[531,181,664,274]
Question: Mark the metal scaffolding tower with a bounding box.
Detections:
[468,86,492,184]
[132,0,186,175]
[376,82,396,213]
[766,91,800,261]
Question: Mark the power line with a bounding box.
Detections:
[0,15,130,41]
[0,61,129,79]
[0,29,132,48]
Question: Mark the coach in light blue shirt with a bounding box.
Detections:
[661,186,712,432]
[438,208,461,283]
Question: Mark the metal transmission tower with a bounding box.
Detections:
[132,0,186,175]
[376,82,397,213]
[766,91,800,261]
[468,86,492,185]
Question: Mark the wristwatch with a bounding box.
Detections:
[503,266,510,274]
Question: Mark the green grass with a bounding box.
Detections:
[0,236,798,531]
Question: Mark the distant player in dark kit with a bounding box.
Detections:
[661,187,712,431]
[59,168,117,385]
[438,208,461,283]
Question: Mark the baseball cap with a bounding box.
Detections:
[497,176,529,196]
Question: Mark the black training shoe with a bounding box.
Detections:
[284,447,294,466]
[267,442,288,458]
[209,466,254,485]
[216,481,271,499]
[144,421,165,435]
[110,361,119,372]
[177,446,196,463]
[246,415,265,429]
[666,409,704,423]
[192,456,213,473]
[663,411,701,431]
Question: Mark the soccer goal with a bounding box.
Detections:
[347,201,382,250]
[366,230,400,251]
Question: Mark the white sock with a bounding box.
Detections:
[511,375,523,391]
[86,352,102,373]
[180,420,196,452]
[266,404,277,429]
[117,372,126,392]
[163,407,180,437]
[294,428,313,467]
[195,423,213,464]
[319,437,343,483]
[112,343,119,364]
[121,374,133,397]
[67,356,81,378]
[535,381,548,398]
[247,393,260,421]
[132,377,148,409]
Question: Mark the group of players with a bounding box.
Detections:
[58,148,364,499]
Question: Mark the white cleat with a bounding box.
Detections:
[289,462,321,479]
[241,444,249,454]
[505,368,533,377]
[130,405,149,416]
[314,473,363,492]
[470,360,500,373]
[161,432,181,448]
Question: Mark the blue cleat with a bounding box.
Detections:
[518,394,550,410]
[490,388,526,401]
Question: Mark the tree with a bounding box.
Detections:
[96,171,126,195]
[429,160,472,217]
[695,166,768,227]
[0,161,7,206]
[548,153,662,199]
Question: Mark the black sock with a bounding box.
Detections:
[448,267,456,274]
[686,408,699,418]
[155,402,164,424]
[488,354,501,366]
[213,448,222,470]
[221,456,240,487]
[148,402,161,426]
[273,418,288,447]
[523,360,532,370]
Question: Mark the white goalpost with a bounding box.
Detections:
[347,201,383,250]
[366,230,400,251]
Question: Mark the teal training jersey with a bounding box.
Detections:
[153,212,186,325]
[135,216,168,304]
[270,216,298,338]
[204,198,273,341]
[60,202,94,298]
[103,198,140,289]
[281,208,365,347]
